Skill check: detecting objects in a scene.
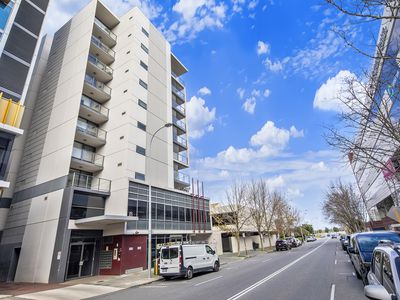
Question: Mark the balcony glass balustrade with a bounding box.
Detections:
[173,134,187,148]
[91,36,115,58]
[76,120,107,140]
[94,18,117,41]
[173,116,186,131]
[172,84,185,100]
[172,100,185,115]
[84,74,111,95]
[88,54,113,76]
[174,171,190,185]
[81,95,109,118]
[68,172,111,193]
[173,152,188,165]
[72,147,104,167]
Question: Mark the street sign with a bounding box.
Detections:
[387,206,400,223]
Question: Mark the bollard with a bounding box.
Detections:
[154,259,158,275]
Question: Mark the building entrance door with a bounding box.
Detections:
[66,243,95,280]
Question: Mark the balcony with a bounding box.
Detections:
[173,152,189,168]
[173,134,187,150]
[173,116,186,132]
[71,147,104,172]
[172,84,185,102]
[172,71,185,86]
[68,172,111,194]
[75,122,107,148]
[79,95,109,124]
[93,18,117,48]
[90,36,115,65]
[87,54,113,83]
[0,95,24,135]
[83,74,111,103]
[172,100,185,116]
[174,171,190,189]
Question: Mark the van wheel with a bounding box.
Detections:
[186,267,193,280]
[213,261,220,272]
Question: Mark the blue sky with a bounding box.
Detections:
[43,0,381,229]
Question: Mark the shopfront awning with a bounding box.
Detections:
[74,215,138,226]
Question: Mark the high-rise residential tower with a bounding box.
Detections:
[0,0,211,283]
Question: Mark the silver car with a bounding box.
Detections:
[365,242,400,300]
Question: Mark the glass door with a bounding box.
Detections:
[66,244,83,279]
[66,243,95,280]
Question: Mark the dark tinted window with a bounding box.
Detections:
[140,60,148,70]
[373,251,383,283]
[357,234,400,252]
[137,121,146,131]
[186,208,192,222]
[172,206,179,221]
[138,99,147,109]
[141,43,149,53]
[142,27,149,37]
[161,247,178,259]
[165,205,172,220]
[135,172,145,181]
[157,204,164,220]
[137,201,147,218]
[179,207,185,221]
[136,145,146,156]
[382,253,395,294]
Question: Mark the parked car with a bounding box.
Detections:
[276,239,291,251]
[285,237,301,248]
[340,235,350,251]
[306,236,317,242]
[158,243,219,280]
[348,231,400,285]
[364,241,400,300]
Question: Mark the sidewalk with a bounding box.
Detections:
[0,269,161,300]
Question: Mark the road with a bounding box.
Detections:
[92,238,367,300]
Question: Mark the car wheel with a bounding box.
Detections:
[213,261,220,272]
[164,276,171,281]
[186,267,193,280]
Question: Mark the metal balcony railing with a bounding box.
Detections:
[172,100,185,115]
[173,152,188,165]
[91,36,115,58]
[72,147,104,167]
[172,84,185,100]
[174,171,190,185]
[88,55,113,76]
[85,74,111,95]
[81,95,109,118]
[68,172,111,193]
[173,116,186,131]
[0,94,24,129]
[76,121,107,140]
[173,134,187,148]
[94,18,117,41]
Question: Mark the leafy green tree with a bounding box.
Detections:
[324,227,330,233]
[302,224,314,234]
[333,227,340,232]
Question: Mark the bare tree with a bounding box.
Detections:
[212,182,250,256]
[322,181,367,233]
[264,191,282,247]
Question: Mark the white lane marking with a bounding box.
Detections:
[330,284,335,300]
[226,239,330,300]
[334,259,337,265]
[263,258,272,263]
[194,275,223,287]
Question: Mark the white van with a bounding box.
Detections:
[158,243,220,279]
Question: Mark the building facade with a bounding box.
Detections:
[0,0,211,283]
[351,9,400,228]
[0,0,49,236]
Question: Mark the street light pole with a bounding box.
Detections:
[147,123,172,279]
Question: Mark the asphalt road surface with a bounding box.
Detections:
[92,238,367,300]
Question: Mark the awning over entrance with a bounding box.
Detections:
[74,215,138,229]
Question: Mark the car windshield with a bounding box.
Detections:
[357,234,400,252]
[161,247,179,260]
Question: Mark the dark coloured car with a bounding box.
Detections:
[340,235,350,251]
[276,239,291,251]
[348,231,400,284]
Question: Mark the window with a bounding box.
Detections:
[152,204,156,219]
[141,43,149,53]
[185,208,192,222]
[157,204,164,220]
[142,27,149,37]
[382,254,395,294]
[172,206,179,221]
[128,200,137,216]
[138,99,147,109]
[137,200,147,218]
[206,245,214,255]
[135,172,145,181]
[179,207,185,222]
[0,134,12,179]
[140,60,148,71]
[373,251,382,280]
[137,121,146,131]
[136,145,146,156]
[139,79,148,89]
[161,247,178,260]
[165,205,172,220]
[70,192,105,220]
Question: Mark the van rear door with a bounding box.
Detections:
[160,246,180,275]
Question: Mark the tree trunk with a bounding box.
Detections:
[259,233,264,251]
[267,233,272,249]
[235,233,241,256]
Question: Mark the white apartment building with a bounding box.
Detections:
[0,0,211,283]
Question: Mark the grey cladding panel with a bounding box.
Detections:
[4,24,38,63]
[28,0,49,12]
[14,0,45,36]
[0,54,29,95]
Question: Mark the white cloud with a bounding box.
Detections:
[313,70,357,112]
[290,126,304,138]
[186,96,217,139]
[287,188,304,198]
[266,175,285,189]
[263,89,271,98]
[251,89,261,97]
[311,161,329,171]
[237,88,246,99]
[198,86,212,96]
[243,97,256,114]
[219,170,230,178]
[250,121,291,150]
[264,58,283,72]
[232,0,246,13]
[248,0,259,10]
[257,41,270,56]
